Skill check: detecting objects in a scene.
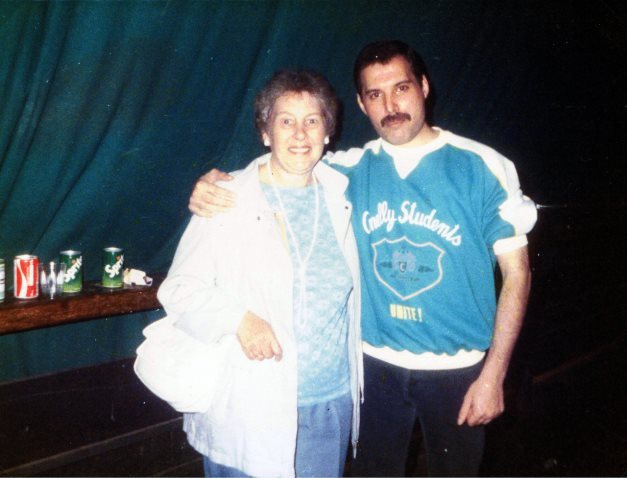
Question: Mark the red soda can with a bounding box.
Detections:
[14,255,39,299]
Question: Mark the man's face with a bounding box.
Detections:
[356,55,430,148]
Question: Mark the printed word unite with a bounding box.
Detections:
[390,303,423,322]
[362,201,462,246]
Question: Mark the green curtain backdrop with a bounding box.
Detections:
[1,0,625,382]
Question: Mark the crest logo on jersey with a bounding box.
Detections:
[372,237,444,300]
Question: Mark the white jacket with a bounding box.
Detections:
[157,154,363,478]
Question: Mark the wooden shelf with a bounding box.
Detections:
[0,275,164,335]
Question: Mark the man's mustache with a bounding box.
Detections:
[381,112,411,127]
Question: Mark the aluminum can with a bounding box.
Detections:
[0,258,5,302]
[59,250,83,293]
[14,255,39,299]
[102,247,124,288]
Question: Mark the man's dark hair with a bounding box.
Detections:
[353,40,429,95]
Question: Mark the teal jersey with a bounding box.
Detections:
[332,130,535,354]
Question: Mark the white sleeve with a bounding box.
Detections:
[492,160,537,255]
[498,159,538,234]
[493,192,536,255]
[468,143,536,255]
[157,216,247,343]
[493,234,529,256]
[324,144,374,168]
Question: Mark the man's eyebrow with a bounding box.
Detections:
[364,79,412,96]
[391,79,413,89]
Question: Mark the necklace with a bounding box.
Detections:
[266,160,320,323]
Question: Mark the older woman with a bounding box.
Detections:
[157,70,362,478]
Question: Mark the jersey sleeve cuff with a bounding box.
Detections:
[493,235,528,255]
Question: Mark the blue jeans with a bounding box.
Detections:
[203,458,248,478]
[351,354,485,477]
[204,393,353,477]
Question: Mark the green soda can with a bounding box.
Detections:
[59,250,83,293]
[102,247,124,288]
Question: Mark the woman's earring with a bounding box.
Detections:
[264,138,270,147]
[324,136,329,145]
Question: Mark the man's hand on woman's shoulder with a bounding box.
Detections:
[188,168,236,217]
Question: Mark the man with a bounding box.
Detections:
[189,41,536,476]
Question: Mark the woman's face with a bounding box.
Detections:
[263,91,327,182]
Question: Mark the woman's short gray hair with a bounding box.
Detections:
[254,70,339,140]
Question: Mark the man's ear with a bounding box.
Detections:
[421,75,430,99]
[356,93,367,115]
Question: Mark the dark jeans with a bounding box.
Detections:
[351,354,485,477]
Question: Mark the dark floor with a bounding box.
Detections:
[1,338,624,477]
[403,342,626,477]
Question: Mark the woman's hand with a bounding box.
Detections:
[236,311,283,361]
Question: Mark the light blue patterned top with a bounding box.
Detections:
[261,182,352,405]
